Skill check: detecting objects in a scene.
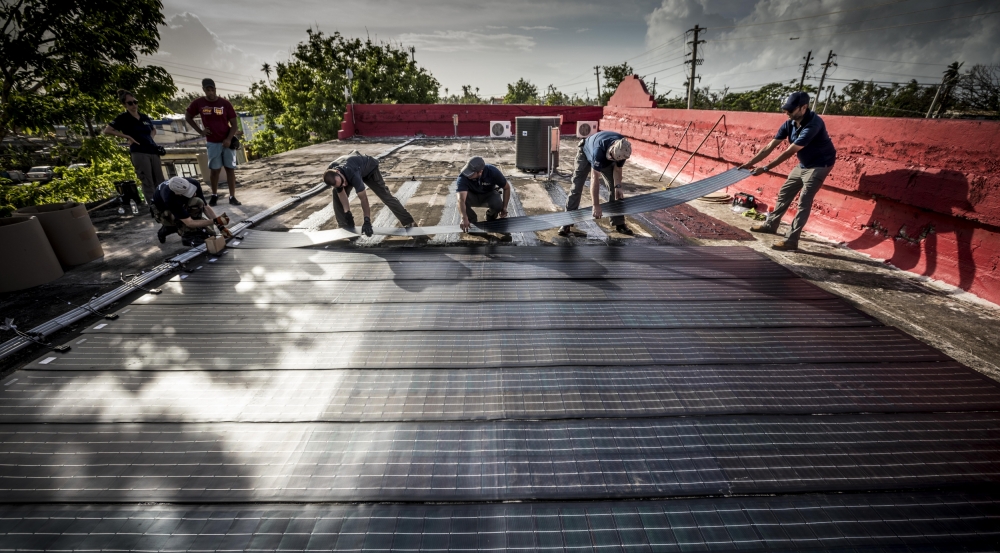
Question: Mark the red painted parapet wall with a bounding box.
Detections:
[337,104,603,139]
[602,104,1000,304]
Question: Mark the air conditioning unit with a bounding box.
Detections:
[576,120,599,138]
[489,121,512,138]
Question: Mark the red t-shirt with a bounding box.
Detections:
[185,97,236,143]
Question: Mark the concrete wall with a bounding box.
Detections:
[338,104,603,139]
[601,105,1000,304]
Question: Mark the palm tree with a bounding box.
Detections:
[262,63,272,83]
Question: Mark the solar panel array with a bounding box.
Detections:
[3,244,1000,550]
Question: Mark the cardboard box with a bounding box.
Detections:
[205,236,227,254]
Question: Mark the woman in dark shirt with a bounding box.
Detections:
[102,89,165,203]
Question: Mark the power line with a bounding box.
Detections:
[837,64,940,80]
[837,55,950,67]
[140,57,259,80]
[708,3,996,43]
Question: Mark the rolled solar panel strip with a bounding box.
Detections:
[233,168,751,247]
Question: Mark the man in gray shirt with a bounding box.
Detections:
[323,151,416,237]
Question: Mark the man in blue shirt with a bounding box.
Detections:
[740,91,837,251]
[454,156,511,240]
[559,130,634,236]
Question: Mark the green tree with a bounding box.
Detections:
[0,0,176,143]
[504,78,538,104]
[245,29,439,157]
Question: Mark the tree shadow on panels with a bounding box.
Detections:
[846,169,976,291]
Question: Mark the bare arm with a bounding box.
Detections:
[357,189,372,220]
[186,114,208,137]
[751,143,803,175]
[179,217,214,229]
[222,117,238,147]
[457,191,471,231]
[102,125,137,145]
[500,183,510,216]
[337,189,352,220]
[590,168,603,219]
[740,138,782,170]
[613,165,624,200]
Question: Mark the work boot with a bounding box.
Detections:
[771,239,798,251]
[558,225,573,237]
[497,233,513,243]
[751,223,776,234]
[614,224,634,236]
[156,225,173,244]
[229,196,241,206]
[208,194,218,206]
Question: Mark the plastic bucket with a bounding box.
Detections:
[15,202,104,266]
[0,216,64,292]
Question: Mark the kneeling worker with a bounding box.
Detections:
[324,151,416,237]
[152,176,231,246]
[559,130,634,237]
[739,91,837,251]
[455,156,511,240]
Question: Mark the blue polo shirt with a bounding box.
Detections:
[454,164,507,194]
[583,131,628,171]
[775,110,837,168]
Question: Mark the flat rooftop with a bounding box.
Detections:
[1,138,999,550]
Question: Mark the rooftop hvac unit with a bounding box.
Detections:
[489,121,512,138]
[515,116,561,173]
[576,120,599,138]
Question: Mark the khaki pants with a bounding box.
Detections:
[332,166,415,228]
[763,165,834,244]
[130,152,165,203]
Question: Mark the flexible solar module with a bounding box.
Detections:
[3,171,1000,548]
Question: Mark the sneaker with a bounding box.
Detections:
[771,240,798,251]
[614,224,634,236]
[156,225,173,244]
[229,196,241,206]
[208,194,218,207]
[750,223,776,234]
[557,225,573,237]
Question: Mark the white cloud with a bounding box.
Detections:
[397,30,536,53]
[576,28,591,33]
[518,25,558,31]
[485,25,508,29]
[150,12,263,94]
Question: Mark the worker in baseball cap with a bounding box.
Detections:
[454,156,512,241]
[151,176,232,246]
[559,130,634,237]
[738,91,837,251]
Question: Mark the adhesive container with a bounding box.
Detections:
[0,216,64,292]
[15,202,104,266]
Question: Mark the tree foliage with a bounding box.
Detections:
[245,29,439,157]
[503,78,538,104]
[600,63,635,105]
[0,136,135,214]
[0,0,176,142]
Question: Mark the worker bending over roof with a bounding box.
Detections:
[151,176,231,246]
[560,130,635,237]
[324,151,417,237]
[454,156,511,241]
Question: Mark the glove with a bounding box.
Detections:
[361,216,373,237]
[216,223,233,239]
[214,213,230,226]
[344,211,356,229]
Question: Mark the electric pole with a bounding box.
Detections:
[686,25,704,109]
[798,50,812,91]
[409,46,415,63]
[816,50,836,104]
[595,66,602,105]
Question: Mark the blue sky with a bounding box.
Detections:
[151,0,1000,101]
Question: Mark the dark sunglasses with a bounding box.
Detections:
[125,100,138,106]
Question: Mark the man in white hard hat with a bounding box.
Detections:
[151,176,231,246]
[560,130,634,237]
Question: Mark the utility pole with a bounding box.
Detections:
[686,25,704,109]
[816,50,836,102]
[409,46,415,63]
[822,85,834,115]
[798,50,812,91]
[594,66,602,105]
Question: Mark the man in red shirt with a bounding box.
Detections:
[185,78,241,206]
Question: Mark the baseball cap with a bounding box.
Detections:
[461,156,486,177]
[608,138,632,161]
[167,176,197,198]
[781,91,810,111]
[202,78,216,89]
